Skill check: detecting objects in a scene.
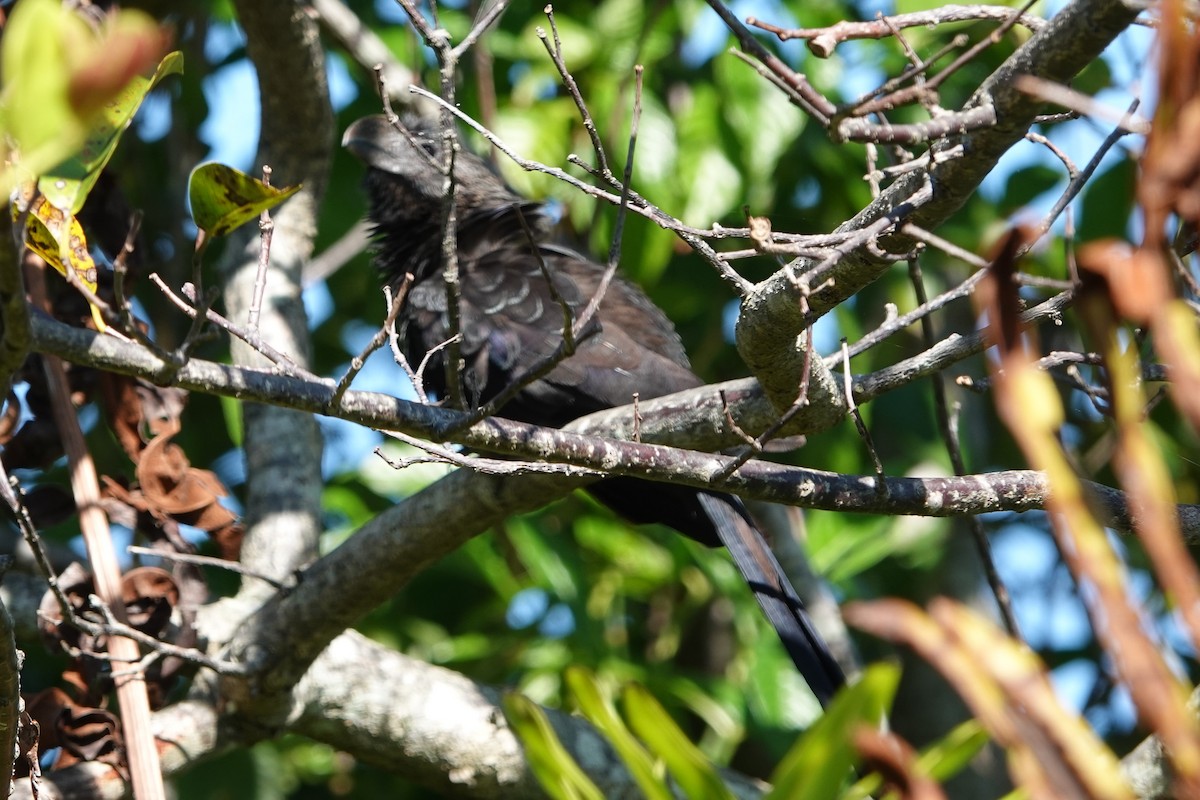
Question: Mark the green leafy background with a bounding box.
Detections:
[10,0,1171,797]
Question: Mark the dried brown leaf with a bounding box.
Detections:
[853,727,946,800]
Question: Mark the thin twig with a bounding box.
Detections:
[0,465,75,625]
[454,65,647,428]
[395,0,468,410]
[1015,75,1151,133]
[840,224,990,361]
[749,5,1046,58]
[908,257,1021,637]
[408,86,755,293]
[247,164,275,334]
[127,545,292,590]
[89,597,248,675]
[149,274,323,382]
[331,276,412,407]
[705,0,835,123]
[842,340,885,485]
[450,0,510,61]
[1027,98,1141,246]
[382,279,428,402]
[538,5,610,177]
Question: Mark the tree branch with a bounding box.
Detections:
[733,0,1142,411]
[224,0,332,600]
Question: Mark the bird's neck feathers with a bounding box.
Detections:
[365,172,551,287]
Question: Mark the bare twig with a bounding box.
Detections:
[852,289,1076,401]
[704,0,835,123]
[907,256,1020,637]
[921,0,1041,94]
[538,5,610,176]
[331,276,411,407]
[750,5,1047,58]
[149,273,323,382]
[1015,75,1151,133]
[455,65,647,428]
[408,87,755,293]
[842,340,885,485]
[127,546,292,590]
[246,164,275,334]
[1027,98,1141,246]
[88,597,247,675]
[394,0,469,410]
[841,224,990,361]
[381,279,428,401]
[0,465,75,625]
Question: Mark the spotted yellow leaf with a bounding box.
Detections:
[12,186,105,331]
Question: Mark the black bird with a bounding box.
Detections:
[343,114,845,705]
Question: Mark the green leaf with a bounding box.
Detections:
[919,719,989,783]
[572,516,675,585]
[565,667,672,800]
[766,662,900,800]
[1000,164,1061,216]
[1079,157,1136,242]
[188,163,301,237]
[591,0,645,70]
[1072,56,1114,97]
[502,692,606,800]
[507,517,579,601]
[460,535,525,599]
[623,684,737,800]
[39,51,183,214]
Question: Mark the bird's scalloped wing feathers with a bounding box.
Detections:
[405,200,702,418]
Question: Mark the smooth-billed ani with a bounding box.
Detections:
[343,114,844,705]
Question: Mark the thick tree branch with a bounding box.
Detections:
[29,313,1189,534]
[0,236,29,397]
[289,631,769,799]
[12,625,768,800]
[221,0,332,599]
[734,0,1141,411]
[0,590,16,800]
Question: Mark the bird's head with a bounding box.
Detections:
[342,114,516,229]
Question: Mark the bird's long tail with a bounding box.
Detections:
[695,493,845,706]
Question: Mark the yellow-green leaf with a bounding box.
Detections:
[1,0,171,190]
[502,692,605,800]
[15,190,105,331]
[1,0,88,168]
[188,163,300,237]
[564,667,671,800]
[39,50,183,214]
[767,662,899,800]
[623,684,737,800]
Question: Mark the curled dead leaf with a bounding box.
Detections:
[23,686,124,773]
[137,432,227,515]
[120,566,177,633]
